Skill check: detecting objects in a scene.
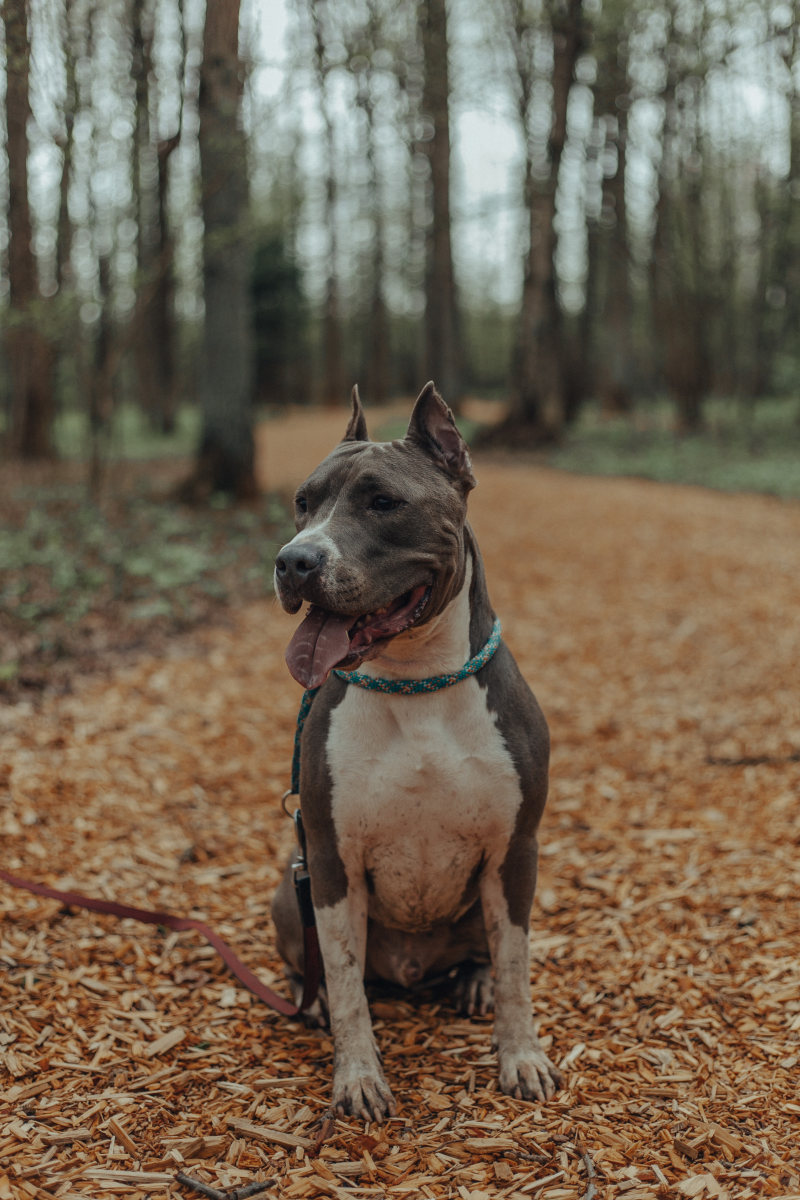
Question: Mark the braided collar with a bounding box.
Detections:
[334,616,502,694]
[288,617,502,796]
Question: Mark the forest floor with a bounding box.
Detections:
[2,408,800,1200]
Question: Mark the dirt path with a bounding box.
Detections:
[2,412,799,1198]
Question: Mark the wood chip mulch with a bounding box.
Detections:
[2,413,799,1200]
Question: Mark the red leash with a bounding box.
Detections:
[0,864,321,1018]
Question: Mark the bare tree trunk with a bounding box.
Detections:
[650,45,710,434]
[776,2,800,398]
[131,0,161,427]
[152,131,181,433]
[591,30,633,416]
[182,0,257,499]
[3,0,55,459]
[56,0,78,294]
[355,1,390,404]
[150,0,187,434]
[88,254,114,498]
[311,0,345,408]
[418,0,461,406]
[485,0,583,445]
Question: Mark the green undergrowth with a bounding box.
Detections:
[52,404,202,460]
[0,474,293,695]
[548,398,800,499]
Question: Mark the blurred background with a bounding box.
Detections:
[1,0,799,497]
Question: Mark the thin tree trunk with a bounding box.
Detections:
[777,2,800,398]
[356,5,390,405]
[651,52,709,433]
[419,0,460,406]
[311,0,345,408]
[152,132,181,433]
[131,0,161,427]
[88,254,114,498]
[486,0,583,445]
[182,0,257,499]
[3,0,55,459]
[150,0,187,434]
[56,0,78,293]
[592,34,633,416]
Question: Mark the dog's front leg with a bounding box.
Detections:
[314,882,397,1121]
[480,844,561,1102]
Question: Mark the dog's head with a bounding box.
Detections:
[275,382,476,688]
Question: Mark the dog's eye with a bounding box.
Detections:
[295,495,308,515]
[371,494,403,513]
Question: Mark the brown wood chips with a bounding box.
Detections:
[2,415,799,1199]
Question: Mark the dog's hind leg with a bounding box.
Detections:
[452,962,494,1015]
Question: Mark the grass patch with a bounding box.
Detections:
[0,468,294,696]
[547,397,800,499]
[54,404,202,460]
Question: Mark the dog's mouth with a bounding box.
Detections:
[285,583,432,689]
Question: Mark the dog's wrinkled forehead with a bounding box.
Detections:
[297,439,465,515]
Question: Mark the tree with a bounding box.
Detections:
[353,0,391,405]
[486,0,585,445]
[649,6,712,432]
[3,0,55,458]
[417,0,461,405]
[182,0,257,498]
[251,229,308,405]
[309,0,345,408]
[586,7,634,415]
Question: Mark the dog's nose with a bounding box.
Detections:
[275,542,326,585]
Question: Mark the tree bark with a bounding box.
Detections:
[355,1,390,405]
[486,0,584,446]
[183,0,257,499]
[55,0,78,293]
[3,0,55,459]
[418,0,461,406]
[650,47,709,433]
[591,28,633,416]
[310,0,345,408]
[131,0,161,427]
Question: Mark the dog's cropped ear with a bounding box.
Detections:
[405,382,476,492]
[343,384,369,442]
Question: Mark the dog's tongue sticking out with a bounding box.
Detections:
[285,606,352,689]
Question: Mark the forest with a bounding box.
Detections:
[3,4,800,1193]
[1,0,799,495]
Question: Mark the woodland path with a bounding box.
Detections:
[2,408,799,1199]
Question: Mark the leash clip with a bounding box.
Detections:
[291,808,316,930]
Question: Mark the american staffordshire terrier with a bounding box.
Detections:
[271,383,560,1120]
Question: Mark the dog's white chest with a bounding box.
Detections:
[326,678,522,929]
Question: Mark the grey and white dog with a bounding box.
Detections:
[272,383,560,1120]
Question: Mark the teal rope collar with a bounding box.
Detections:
[288,617,502,796]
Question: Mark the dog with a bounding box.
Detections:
[271,382,560,1120]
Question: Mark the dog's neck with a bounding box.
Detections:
[357,552,475,680]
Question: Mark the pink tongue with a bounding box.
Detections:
[285,607,352,688]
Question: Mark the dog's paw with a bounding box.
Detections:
[453,963,494,1016]
[498,1046,562,1102]
[332,1060,397,1122]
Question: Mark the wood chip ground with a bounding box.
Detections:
[2,411,799,1199]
